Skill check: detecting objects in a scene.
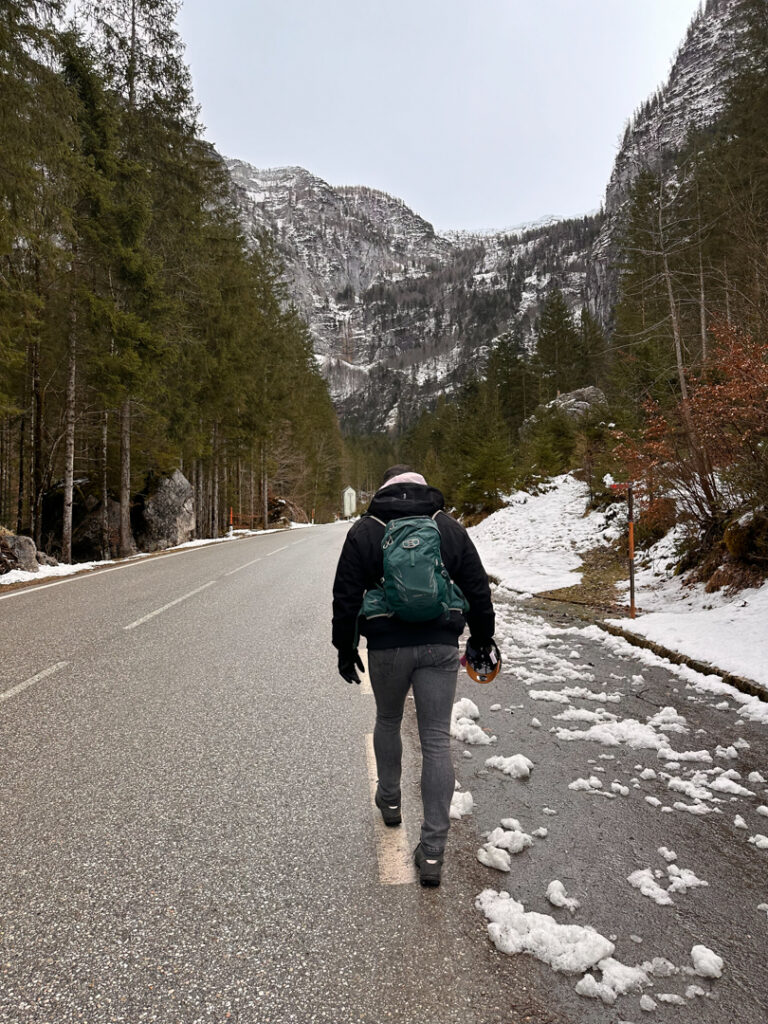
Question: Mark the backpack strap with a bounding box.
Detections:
[368,515,386,527]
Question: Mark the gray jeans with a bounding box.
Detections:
[367,644,460,856]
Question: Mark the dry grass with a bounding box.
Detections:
[536,543,629,613]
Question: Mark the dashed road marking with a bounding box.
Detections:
[0,533,304,602]
[224,557,262,577]
[124,581,216,631]
[0,662,69,705]
[365,733,416,885]
[264,545,289,557]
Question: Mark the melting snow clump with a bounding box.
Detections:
[485,753,534,779]
[691,944,724,978]
[546,880,581,914]
[475,889,615,974]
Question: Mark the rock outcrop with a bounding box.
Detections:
[519,387,608,441]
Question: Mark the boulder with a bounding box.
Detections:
[41,479,122,562]
[132,470,195,551]
[546,386,608,420]
[0,535,20,575]
[36,551,59,567]
[6,534,39,573]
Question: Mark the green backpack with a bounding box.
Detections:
[361,515,469,623]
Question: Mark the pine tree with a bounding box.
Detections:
[534,288,579,399]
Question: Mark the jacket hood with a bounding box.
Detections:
[366,481,445,522]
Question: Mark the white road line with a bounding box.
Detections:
[359,648,372,695]
[0,661,69,706]
[223,557,262,577]
[264,545,289,557]
[365,733,416,886]
[124,581,216,631]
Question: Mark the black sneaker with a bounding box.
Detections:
[414,843,443,887]
[375,790,402,827]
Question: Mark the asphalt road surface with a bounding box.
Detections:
[1,525,767,1024]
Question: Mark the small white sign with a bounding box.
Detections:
[342,486,357,518]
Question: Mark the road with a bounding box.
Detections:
[1,525,766,1023]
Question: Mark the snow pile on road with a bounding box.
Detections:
[469,474,623,593]
[628,861,708,906]
[484,753,533,779]
[449,788,474,819]
[575,958,650,1006]
[450,697,497,745]
[691,945,724,978]
[475,889,614,973]
[477,821,535,870]
[546,880,580,914]
[0,557,115,586]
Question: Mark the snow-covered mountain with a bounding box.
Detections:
[228,0,746,431]
[228,159,599,430]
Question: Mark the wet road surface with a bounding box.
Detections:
[1,525,766,1023]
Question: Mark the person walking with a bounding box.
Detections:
[332,465,496,887]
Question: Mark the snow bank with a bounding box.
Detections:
[469,474,622,593]
[607,525,768,689]
[468,472,768,689]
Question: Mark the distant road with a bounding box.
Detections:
[0,527,552,1024]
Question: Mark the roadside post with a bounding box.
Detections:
[228,506,234,537]
[610,482,636,619]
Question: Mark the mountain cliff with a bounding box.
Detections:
[228,0,747,432]
[590,0,746,322]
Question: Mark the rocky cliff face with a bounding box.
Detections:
[590,0,746,323]
[228,0,746,431]
[229,160,599,430]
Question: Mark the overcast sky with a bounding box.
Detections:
[177,0,702,231]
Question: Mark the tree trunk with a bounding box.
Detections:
[211,424,219,538]
[16,414,25,535]
[261,443,268,530]
[101,410,109,559]
[698,246,708,365]
[31,341,44,546]
[250,451,255,530]
[62,317,77,564]
[119,397,132,556]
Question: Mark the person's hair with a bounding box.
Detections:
[380,464,416,486]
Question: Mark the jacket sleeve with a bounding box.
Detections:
[454,530,495,644]
[332,526,367,652]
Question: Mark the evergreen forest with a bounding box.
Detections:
[1,0,343,562]
[397,0,768,575]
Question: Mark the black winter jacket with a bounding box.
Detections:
[332,482,495,652]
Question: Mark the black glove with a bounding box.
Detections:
[338,649,364,685]
[468,636,495,655]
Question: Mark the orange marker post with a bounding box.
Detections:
[627,483,636,619]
